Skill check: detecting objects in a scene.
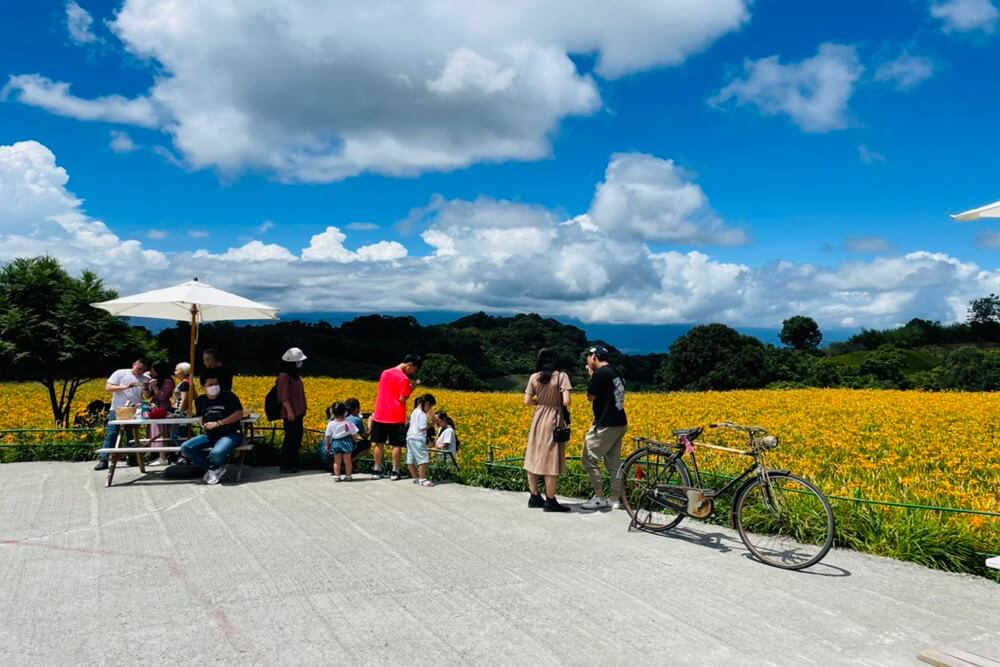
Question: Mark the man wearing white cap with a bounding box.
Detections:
[278,347,308,473]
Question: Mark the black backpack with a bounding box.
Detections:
[264,381,281,421]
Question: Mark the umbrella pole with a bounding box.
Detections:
[187,305,198,414]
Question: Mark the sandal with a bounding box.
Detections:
[420,479,435,487]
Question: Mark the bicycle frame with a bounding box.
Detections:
[635,433,787,518]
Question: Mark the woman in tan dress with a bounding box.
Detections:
[524,348,572,512]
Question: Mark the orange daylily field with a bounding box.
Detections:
[2,378,998,573]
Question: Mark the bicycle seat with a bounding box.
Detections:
[672,427,703,441]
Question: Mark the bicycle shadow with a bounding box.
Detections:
[628,522,853,578]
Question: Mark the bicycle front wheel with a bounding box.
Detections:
[733,472,835,570]
[619,448,690,532]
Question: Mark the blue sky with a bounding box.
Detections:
[1,0,999,328]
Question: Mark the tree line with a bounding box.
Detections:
[3,256,1000,426]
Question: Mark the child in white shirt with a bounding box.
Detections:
[433,411,457,459]
[324,402,359,481]
[406,393,436,487]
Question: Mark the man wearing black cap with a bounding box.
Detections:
[581,346,628,510]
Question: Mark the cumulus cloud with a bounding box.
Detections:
[3,140,998,329]
[710,43,863,132]
[66,1,98,45]
[301,226,407,263]
[931,0,999,33]
[195,240,297,262]
[587,153,747,244]
[873,52,935,91]
[5,0,750,182]
[0,140,167,279]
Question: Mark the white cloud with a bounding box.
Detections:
[6,0,750,182]
[346,222,379,232]
[858,145,887,165]
[195,240,296,262]
[2,75,160,128]
[188,230,209,238]
[710,43,863,132]
[931,0,999,33]
[66,1,98,45]
[845,236,894,253]
[301,226,408,263]
[587,153,747,244]
[0,140,167,279]
[874,52,935,91]
[147,229,167,240]
[257,220,274,234]
[4,140,998,329]
[109,130,138,153]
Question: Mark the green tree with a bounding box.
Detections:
[968,294,1000,326]
[0,257,159,426]
[858,344,908,388]
[779,315,823,351]
[937,348,1000,391]
[806,357,845,387]
[417,353,488,391]
[657,324,768,391]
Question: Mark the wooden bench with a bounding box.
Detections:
[918,644,1000,667]
[95,443,254,486]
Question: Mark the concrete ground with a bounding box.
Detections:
[0,462,997,666]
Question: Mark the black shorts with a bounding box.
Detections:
[370,421,406,447]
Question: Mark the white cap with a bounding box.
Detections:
[281,347,307,363]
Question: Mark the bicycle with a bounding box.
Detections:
[616,422,835,570]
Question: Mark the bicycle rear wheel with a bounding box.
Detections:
[733,471,835,570]
[619,448,689,532]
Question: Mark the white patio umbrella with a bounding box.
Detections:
[91,278,279,410]
[951,200,1000,221]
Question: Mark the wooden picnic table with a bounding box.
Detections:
[97,414,260,487]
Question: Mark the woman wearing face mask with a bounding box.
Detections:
[277,347,308,473]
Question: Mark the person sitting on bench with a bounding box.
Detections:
[179,372,244,485]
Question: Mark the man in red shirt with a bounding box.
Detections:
[371,354,421,480]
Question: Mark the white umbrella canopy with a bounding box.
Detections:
[91,278,278,321]
[91,278,279,411]
[951,200,1000,222]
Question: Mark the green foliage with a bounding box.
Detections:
[658,324,769,391]
[0,257,160,425]
[858,345,909,388]
[417,353,488,390]
[968,293,1000,325]
[807,357,845,387]
[779,315,822,351]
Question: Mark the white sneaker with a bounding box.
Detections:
[611,499,624,510]
[206,465,227,485]
[202,469,214,483]
[581,496,610,510]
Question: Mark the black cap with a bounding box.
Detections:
[585,345,610,361]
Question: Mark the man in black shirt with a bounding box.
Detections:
[200,348,234,392]
[179,373,244,484]
[581,346,628,510]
